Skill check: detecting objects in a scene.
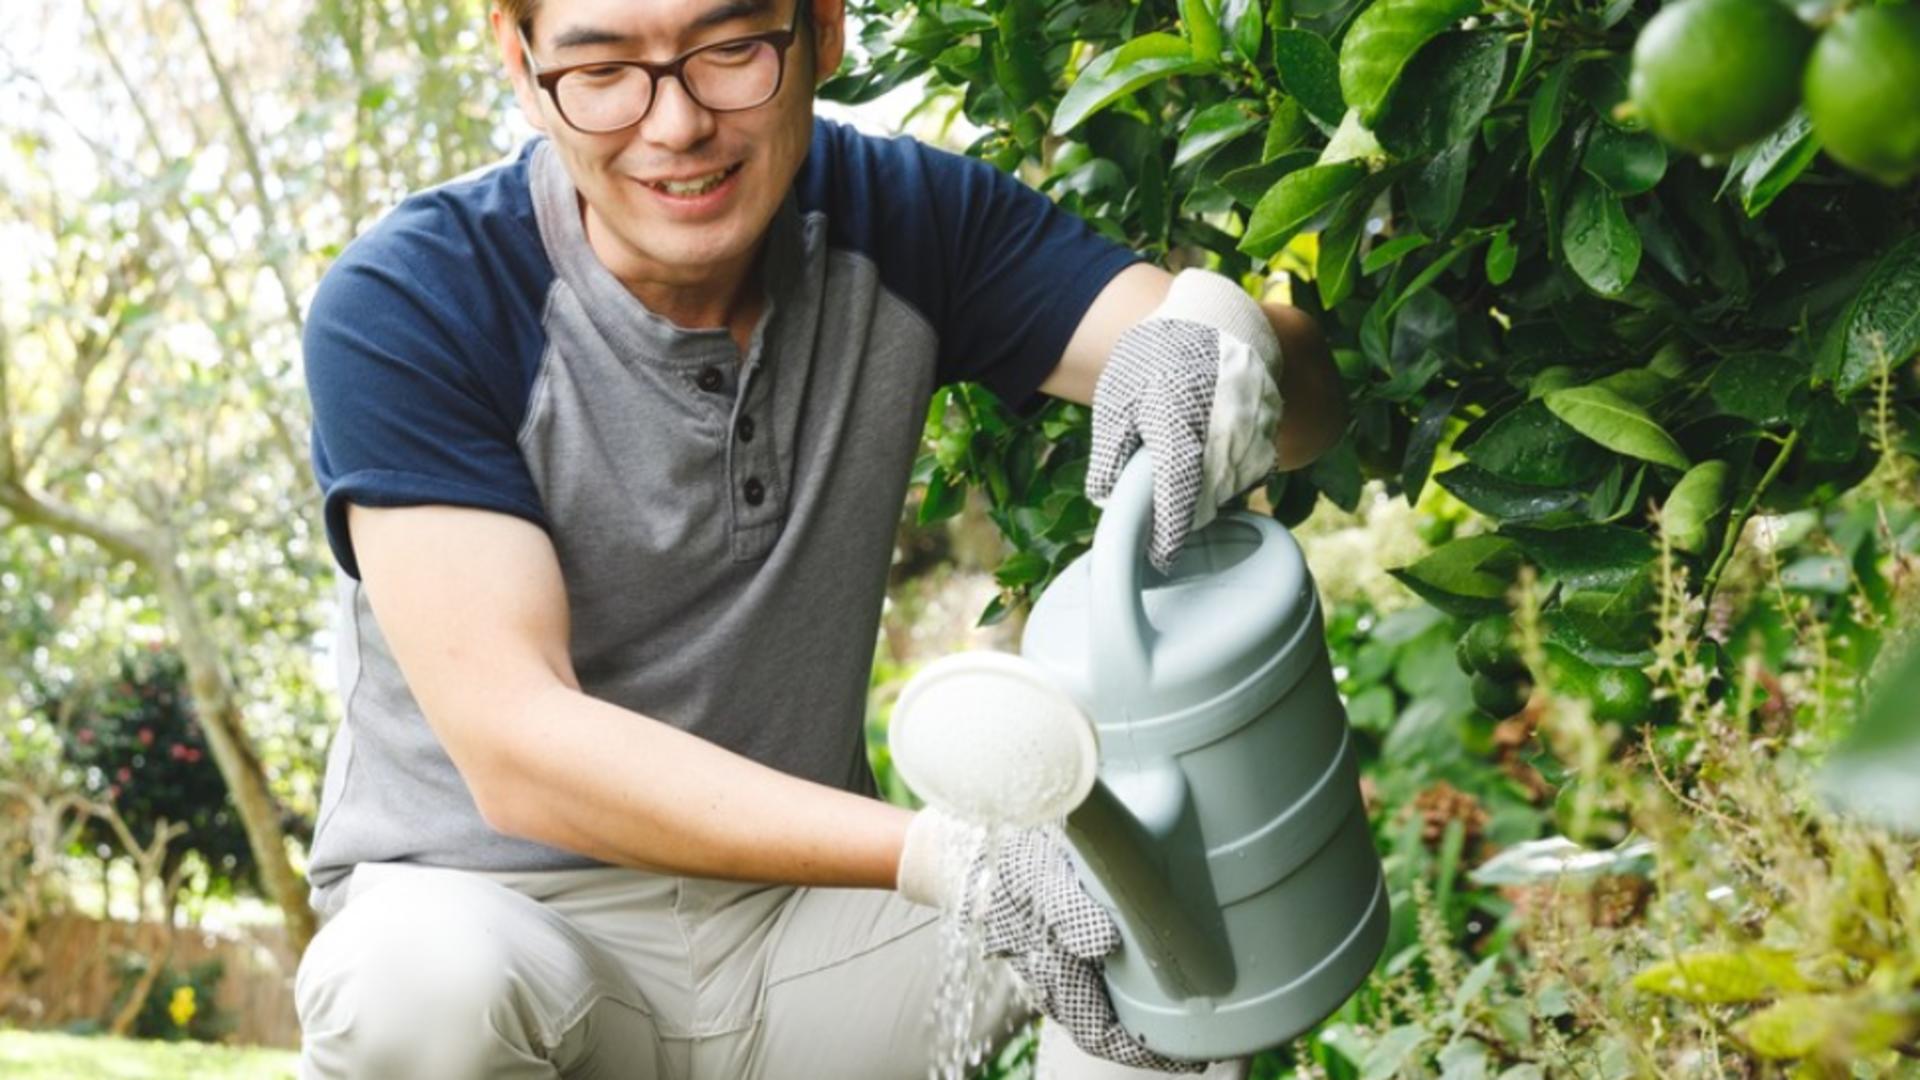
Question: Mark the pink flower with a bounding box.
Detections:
[138,728,155,747]
[77,729,95,745]
[116,766,133,783]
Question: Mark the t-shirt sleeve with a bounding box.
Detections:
[304,250,549,582]
[913,142,1144,414]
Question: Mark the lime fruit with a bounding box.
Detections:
[1471,671,1533,718]
[1457,614,1526,678]
[1629,0,1814,155]
[1591,667,1657,723]
[1804,5,1920,186]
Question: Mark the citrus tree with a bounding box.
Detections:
[828,0,1919,716]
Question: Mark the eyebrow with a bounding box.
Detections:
[549,0,772,51]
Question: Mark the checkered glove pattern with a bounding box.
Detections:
[970,830,1204,1074]
[1087,270,1284,575]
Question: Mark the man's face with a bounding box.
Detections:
[497,0,843,288]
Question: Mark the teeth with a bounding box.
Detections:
[653,168,731,196]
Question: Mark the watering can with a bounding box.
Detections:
[890,453,1389,1062]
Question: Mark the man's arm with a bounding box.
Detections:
[348,502,914,888]
[1042,263,1350,471]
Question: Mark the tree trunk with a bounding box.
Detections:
[152,558,317,953]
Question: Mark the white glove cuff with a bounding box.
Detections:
[1151,268,1282,372]
[896,808,965,910]
[1203,338,1285,518]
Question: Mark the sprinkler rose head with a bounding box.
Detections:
[889,651,1099,828]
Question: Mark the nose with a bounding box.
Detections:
[640,72,717,152]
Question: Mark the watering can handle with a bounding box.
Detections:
[1090,452,1157,715]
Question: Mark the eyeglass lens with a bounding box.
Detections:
[557,42,781,131]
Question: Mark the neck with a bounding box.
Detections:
[581,198,768,352]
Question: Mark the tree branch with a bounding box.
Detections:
[0,479,157,567]
[0,319,18,484]
[179,0,305,337]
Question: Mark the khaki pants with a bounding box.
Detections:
[294,861,1250,1080]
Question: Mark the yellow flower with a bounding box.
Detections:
[168,985,197,1029]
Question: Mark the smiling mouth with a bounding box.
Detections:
[642,163,743,197]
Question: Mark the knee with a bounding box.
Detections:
[295,872,544,1078]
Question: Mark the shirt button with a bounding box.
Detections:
[736,416,756,443]
[696,366,724,393]
[743,477,766,506]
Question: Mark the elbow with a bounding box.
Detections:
[1265,303,1349,472]
[447,704,545,843]
[473,772,534,841]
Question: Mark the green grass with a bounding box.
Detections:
[0,1029,296,1079]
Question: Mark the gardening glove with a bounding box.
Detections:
[897,808,1205,1073]
[1087,268,1285,574]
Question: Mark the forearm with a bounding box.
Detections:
[1260,301,1348,471]
[479,682,914,889]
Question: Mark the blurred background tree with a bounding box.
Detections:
[0,0,514,951]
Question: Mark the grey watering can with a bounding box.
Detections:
[889,453,1388,1062]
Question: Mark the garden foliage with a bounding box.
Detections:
[829,0,1920,1072]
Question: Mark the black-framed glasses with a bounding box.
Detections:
[517,3,805,134]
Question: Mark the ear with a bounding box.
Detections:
[808,0,847,87]
[491,6,550,134]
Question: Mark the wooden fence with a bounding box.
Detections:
[0,913,300,1049]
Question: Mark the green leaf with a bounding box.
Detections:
[1361,231,1432,274]
[1563,176,1641,297]
[1390,535,1523,618]
[1175,100,1265,167]
[1632,949,1811,1004]
[1051,34,1209,135]
[1309,437,1365,510]
[1374,31,1508,157]
[1528,58,1573,165]
[1463,400,1611,486]
[1831,233,1920,396]
[1485,227,1516,285]
[1663,460,1731,555]
[1240,161,1369,258]
[1219,147,1319,207]
[1406,140,1471,235]
[1732,995,1908,1060]
[919,467,965,523]
[1318,189,1372,308]
[1338,0,1481,127]
[1821,635,1920,834]
[1223,0,1266,61]
[1709,352,1804,425]
[1437,465,1588,525]
[1386,235,1490,317]
[1591,368,1671,407]
[1360,1025,1433,1080]
[1543,386,1690,470]
[1181,0,1225,62]
[1402,387,1459,502]
[1273,29,1347,128]
[1319,106,1387,165]
[1505,524,1654,591]
[1581,125,1666,196]
[993,549,1051,588]
[1726,109,1820,217]
[1666,455,1743,553]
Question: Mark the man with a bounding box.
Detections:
[292,0,1348,1075]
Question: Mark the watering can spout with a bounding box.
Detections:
[1066,767,1237,999]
